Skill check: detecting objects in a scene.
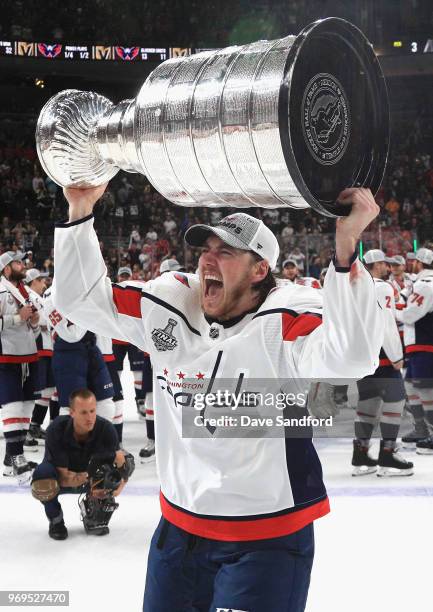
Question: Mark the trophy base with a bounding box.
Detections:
[36,89,119,188]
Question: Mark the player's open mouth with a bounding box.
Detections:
[204,274,223,299]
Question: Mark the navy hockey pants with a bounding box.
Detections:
[143,517,314,612]
[52,343,113,408]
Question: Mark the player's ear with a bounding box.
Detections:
[251,258,269,283]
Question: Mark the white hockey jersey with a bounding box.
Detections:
[0,276,38,363]
[373,278,403,366]
[53,215,383,541]
[396,269,433,353]
[27,287,53,356]
[43,289,87,344]
[96,334,115,363]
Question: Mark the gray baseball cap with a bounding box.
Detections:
[24,268,49,284]
[282,258,298,268]
[363,249,386,264]
[415,248,433,265]
[0,251,26,273]
[117,266,132,277]
[184,212,279,270]
[390,255,406,266]
[160,259,184,274]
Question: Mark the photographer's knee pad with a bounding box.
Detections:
[31,478,60,502]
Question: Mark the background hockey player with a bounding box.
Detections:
[352,249,413,476]
[405,252,417,281]
[389,255,413,296]
[397,247,433,453]
[281,257,300,282]
[96,333,124,444]
[43,288,116,422]
[112,266,147,418]
[0,252,40,483]
[139,259,186,461]
[52,184,383,612]
[24,268,54,449]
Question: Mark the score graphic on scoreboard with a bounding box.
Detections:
[0,40,168,61]
[0,37,432,61]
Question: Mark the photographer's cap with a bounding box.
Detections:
[363,249,386,264]
[24,268,48,284]
[415,248,433,265]
[184,212,279,270]
[0,251,26,274]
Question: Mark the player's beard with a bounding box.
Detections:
[9,269,26,283]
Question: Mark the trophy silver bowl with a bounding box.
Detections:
[36,17,389,217]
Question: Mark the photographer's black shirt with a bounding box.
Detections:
[44,415,119,472]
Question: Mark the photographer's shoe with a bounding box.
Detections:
[49,518,68,540]
[88,526,109,536]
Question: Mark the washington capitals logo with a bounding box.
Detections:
[38,43,62,58]
[115,46,140,61]
[152,318,178,352]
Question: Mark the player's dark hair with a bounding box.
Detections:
[250,253,276,305]
[69,388,96,408]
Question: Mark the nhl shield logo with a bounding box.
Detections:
[151,318,178,352]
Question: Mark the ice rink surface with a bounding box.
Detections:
[1,367,432,611]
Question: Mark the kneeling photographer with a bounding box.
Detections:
[31,388,134,540]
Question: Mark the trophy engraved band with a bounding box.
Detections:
[36,17,389,217]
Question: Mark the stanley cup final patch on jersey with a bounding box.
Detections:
[151,318,178,351]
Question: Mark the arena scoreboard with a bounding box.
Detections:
[0,40,169,61]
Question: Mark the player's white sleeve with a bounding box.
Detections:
[52,215,148,348]
[376,282,403,363]
[294,257,383,379]
[43,293,87,342]
[30,292,49,329]
[396,282,433,324]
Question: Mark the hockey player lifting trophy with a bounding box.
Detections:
[36,16,389,612]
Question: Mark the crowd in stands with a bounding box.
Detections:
[1,1,355,48]
[3,1,433,50]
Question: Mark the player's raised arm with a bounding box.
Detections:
[294,188,384,379]
[52,185,147,348]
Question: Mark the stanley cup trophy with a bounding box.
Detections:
[36,18,389,217]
